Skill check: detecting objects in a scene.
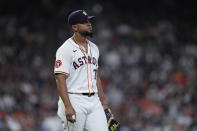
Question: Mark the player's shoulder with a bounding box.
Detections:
[56,38,73,53]
[88,40,99,51]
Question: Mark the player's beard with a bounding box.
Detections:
[79,31,93,38]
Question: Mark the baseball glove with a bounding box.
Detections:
[104,108,120,131]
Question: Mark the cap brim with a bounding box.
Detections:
[88,16,95,19]
[87,16,95,23]
[88,16,95,22]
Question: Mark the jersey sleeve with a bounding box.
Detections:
[54,45,72,76]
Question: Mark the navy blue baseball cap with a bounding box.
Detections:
[68,10,95,25]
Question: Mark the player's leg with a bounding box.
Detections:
[58,112,87,131]
[85,97,108,131]
[57,98,87,131]
[85,107,108,131]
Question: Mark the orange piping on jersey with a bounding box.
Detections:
[67,121,69,131]
[86,58,91,94]
[68,39,91,94]
[82,50,91,94]
[68,39,80,49]
[80,51,91,94]
[89,63,95,93]
[54,71,69,76]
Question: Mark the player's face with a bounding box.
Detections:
[76,20,93,37]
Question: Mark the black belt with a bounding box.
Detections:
[68,92,95,97]
[82,93,95,97]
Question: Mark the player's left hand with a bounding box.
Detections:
[104,108,120,131]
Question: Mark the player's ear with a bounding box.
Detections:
[72,25,78,32]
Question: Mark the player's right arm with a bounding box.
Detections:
[54,43,76,123]
[55,74,76,123]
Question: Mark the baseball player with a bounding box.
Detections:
[54,10,119,131]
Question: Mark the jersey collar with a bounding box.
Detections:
[69,38,90,55]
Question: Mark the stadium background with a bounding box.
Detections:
[0,0,197,130]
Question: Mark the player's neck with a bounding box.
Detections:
[73,34,87,47]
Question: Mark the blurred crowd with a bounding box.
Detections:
[0,1,197,131]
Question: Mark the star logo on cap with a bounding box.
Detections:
[82,11,88,15]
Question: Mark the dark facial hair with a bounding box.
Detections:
[79,31,93,38]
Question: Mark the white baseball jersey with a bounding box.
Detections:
[54,37,99,93]
[54,38,108,131]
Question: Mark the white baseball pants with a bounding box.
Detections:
[57,93,108,131]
